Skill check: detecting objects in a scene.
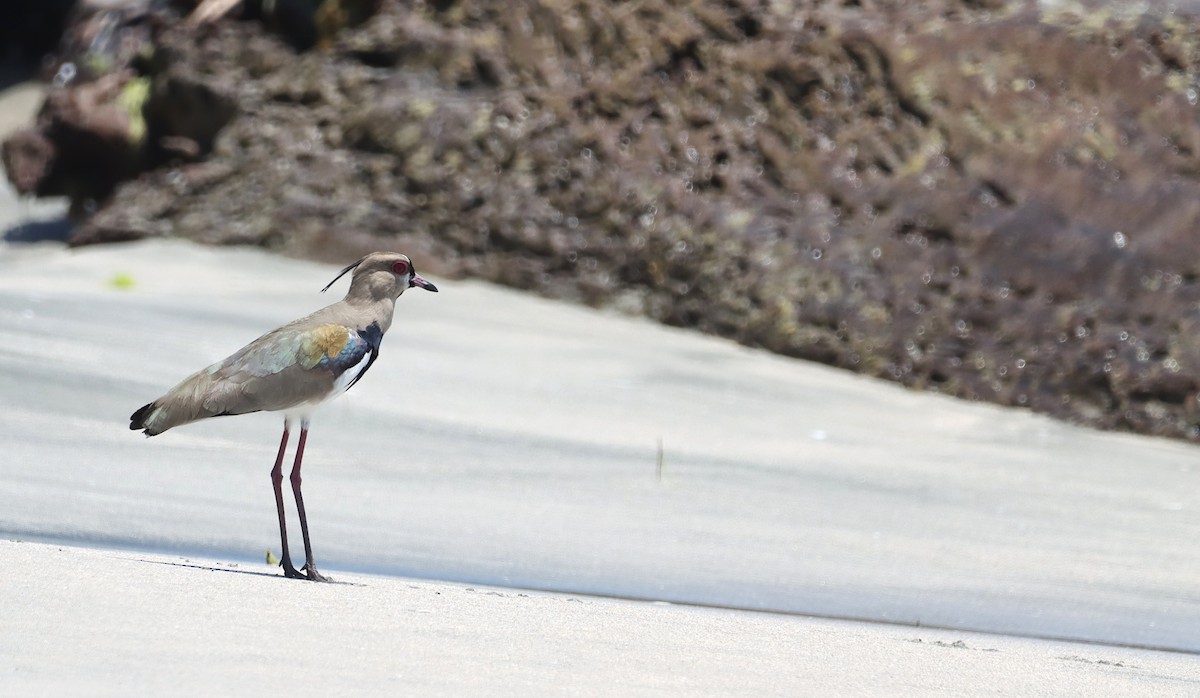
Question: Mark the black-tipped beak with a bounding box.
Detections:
[411,273,438,292]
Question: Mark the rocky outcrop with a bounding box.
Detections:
[10,0,1200,440]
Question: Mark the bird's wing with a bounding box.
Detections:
[234,324,374,376]
[297,322,382,391]
[206,323,382,413]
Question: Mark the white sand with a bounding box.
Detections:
[4,539,1197,696]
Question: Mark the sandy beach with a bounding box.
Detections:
[6,539,1198,697]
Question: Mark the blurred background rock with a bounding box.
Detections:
[6,0,1200,442]
[0,0,77,82]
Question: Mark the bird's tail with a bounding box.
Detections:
[130,400,168,436]
[130,370,233,436]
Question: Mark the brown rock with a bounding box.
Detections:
[15,0,1200,442]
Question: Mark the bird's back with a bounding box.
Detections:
[131,302,386,436]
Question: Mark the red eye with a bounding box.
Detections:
[392,260,409,275]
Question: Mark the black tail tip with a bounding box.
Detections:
[130,402,154,433]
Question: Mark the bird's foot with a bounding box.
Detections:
[302,564,332,583]
[281,558,307,580]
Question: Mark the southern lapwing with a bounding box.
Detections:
[130,252,437,581]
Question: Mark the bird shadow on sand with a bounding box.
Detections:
[2,216,73,243]
[127,556,363,586]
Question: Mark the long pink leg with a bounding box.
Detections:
[270,419,304,579]
[290,419,330,582]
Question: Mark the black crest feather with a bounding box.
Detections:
[320,257,364,293]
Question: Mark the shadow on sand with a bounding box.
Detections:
[2,216,73,243]
[131,556,363,586]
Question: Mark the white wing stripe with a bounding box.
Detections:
[332,351,373,394]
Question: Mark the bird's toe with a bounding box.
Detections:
[302,565,332,583]
[282,561,307,580]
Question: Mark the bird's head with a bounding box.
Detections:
[321,252,439,300]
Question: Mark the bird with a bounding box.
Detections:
[130,252,438,581]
